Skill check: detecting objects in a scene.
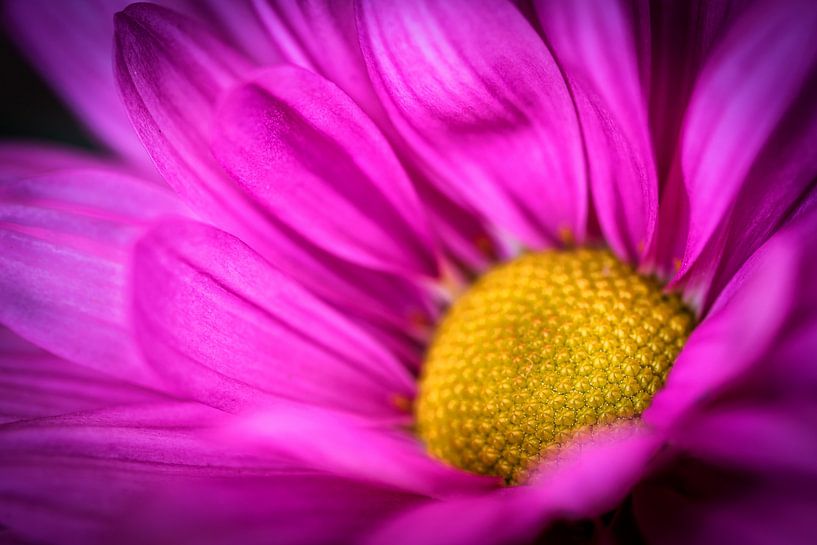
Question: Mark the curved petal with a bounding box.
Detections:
[252,0,386,121]
[634,458,817,545]
[109,474,421,545]
[647,184,817,429]
[179,0,284,65]
[0,142,119,181]
[132,219,415,417]
[0,402,277,545]
[673,0,817,297]
[0,168,185,385]
[212,66,438,277]
[357,0,587,247]
[220,404,497,499]
[0,327,161,424]
[368,424,661,545]
[114,3,438,334]
[2,0,154,172]
[535,0,658,261]
[252,0,500,272]
[645,234,797,428]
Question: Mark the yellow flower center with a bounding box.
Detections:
[416,248,694,484]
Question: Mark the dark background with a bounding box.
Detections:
[1,32,97,149]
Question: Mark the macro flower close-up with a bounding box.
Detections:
[1,0,816,543]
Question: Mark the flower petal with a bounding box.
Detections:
[0,402,274,545]
[110,474,421,545]
[0,168,185,385]
[0,142,119,181]
[253,0,500,271]
[220,403,497,498]
[674,0,817,298]
[253,0,386,121]
[634,458,817,545]
[0,327,161,424]
[212,66,438,277]
[114,3,437,333]
[180,0,284,65]
[2,0,154,172]
[535,0,658,260]
[132,219,415,417]
[367,425,660,545]
[357,0,587,247]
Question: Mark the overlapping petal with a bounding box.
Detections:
[220,404,496,499]
[114,3,438,333]
[0,167,185,385]
[536,0,658,260]
[0,402,275,545]
[357,0,587,247]
[110,474,422,545]
[0,328,160,424]
[212,66,438,277]
[673,0,817,301]
[132,219,415,416]
[368,425,661,545]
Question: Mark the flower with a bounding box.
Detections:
[1,0,816,544]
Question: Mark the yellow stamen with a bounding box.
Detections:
[416,248,694,484]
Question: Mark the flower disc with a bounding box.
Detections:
[416,248,694,484]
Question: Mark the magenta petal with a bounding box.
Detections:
[0,142,120,181]
[114,3,436,333]
[0,168,185,385]
[0,328,161,424]
[181,0,284,65]
[674,405,817,476]
[368,425,660,545]
[254,0,386,122]
[2,0,154,172]
[635,459,817,545]
[0,402,268,545]
[675,1,817,293]
[132,219,415,416]
[357,0,587,247]
[111,474,421,545]
[535,0,658,260]
[221,404,497,498]
[212,66,438,277]
[645,235,797,428]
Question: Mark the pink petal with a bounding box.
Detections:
[535,0,658,260]
[132,219,415,417]
[0,402,273,545]
[221,403,497,498]
[645,233,797,428]
[253,0,500,271]
[646,189,817,429]
[212,66,438,277]
[674,0,817,296]
[673,405,817,477]
[0,142,119,181]
[110,474,421,545]
[114,3,437,333]
[253,0,386,122]
[368,425,661,545]
[179,0,284,65]
[634,459,817,545]
[0,328,161,424]
[357,0,587,247]
[0,168,185,385]
[2,0,154,172]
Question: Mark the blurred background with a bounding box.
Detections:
[0,32,97,149]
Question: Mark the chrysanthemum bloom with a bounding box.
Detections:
[1,0,816,543]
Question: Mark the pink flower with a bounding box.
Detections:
[1,1,816,544]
